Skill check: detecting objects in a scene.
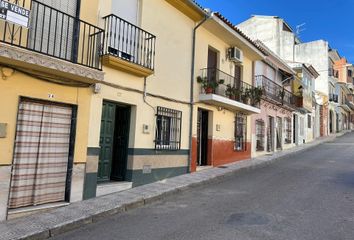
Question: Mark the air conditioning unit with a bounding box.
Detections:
[228,47,243,63]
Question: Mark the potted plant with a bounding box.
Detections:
[197,76,224,94]
[250,87,263,106]
[225,84,235,99]
[241,88,251,104]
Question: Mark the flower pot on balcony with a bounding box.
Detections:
[205,87,214,94]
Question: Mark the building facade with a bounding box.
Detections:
[0,0,104,220]
[237,16,330,137]
[252,42,297,157]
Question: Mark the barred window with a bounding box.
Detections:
[235,113,247,151]
[255,119,265,151]
[155,107,182,150]
[285,117,292,144]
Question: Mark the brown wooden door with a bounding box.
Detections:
[234,65,242,89]
[207,48,218,83]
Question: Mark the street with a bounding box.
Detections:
[54,133,354,240]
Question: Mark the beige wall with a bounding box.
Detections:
[88,67,191,150]
[0,69,91,166]
[192,24,256,142]
[89,0,196,151]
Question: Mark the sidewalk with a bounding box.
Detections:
[0,133,346,240]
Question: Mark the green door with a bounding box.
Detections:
[98,102,116,182]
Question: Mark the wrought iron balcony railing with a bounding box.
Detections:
[103,14,156,70]
[255,75,297,109]
[0,0,104,70]
[199,68,261,108]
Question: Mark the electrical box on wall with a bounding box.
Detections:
[143,124,150,134]
[216,124,221,132]
[0,123,7,138]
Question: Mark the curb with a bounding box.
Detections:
[0,133,347,240]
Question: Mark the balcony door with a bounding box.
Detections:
[234,65,242,89]
[111,0,139,25]
[207,48,218,84]
[28,0,78,62]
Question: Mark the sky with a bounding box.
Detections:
[196,0,354,63]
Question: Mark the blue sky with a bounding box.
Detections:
[196,0,354,63]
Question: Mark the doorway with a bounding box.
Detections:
[207,48,218,84]
[293,114,299,144]
[8,98,76,209]
[329,110,333,134]
[276,117,282,150]
[97,101,130,183]
[267,116,274,152]
[197,109,209,166]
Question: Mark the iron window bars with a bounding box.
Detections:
[155,106,182,150]
[0,0,104,70]
[103,14,156,70]
[235,113,247,151]
[285,117,292,144]
[255,119,265,151]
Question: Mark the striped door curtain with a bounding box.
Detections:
[8,100,73,209]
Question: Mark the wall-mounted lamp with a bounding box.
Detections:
[217,106,224,111]
[1,67,14,80]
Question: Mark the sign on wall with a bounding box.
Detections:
[0,0,30,28]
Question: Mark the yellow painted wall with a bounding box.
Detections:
[0,68,91,165]
[89,0,196,151]
[192,24,256,142]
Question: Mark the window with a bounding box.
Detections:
[155,107,182,150]
[285,117,292,144]
[235,113,247,151]
[307,115,312,128]
[255,119,265,151]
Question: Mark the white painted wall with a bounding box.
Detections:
[295,40,329,95]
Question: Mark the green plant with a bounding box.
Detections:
[250,87,263,106]
[225,84,242,100]
[197,76,224,93]
[241,88,251,103]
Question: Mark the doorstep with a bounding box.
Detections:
[7,202,69,220]
[96,181,133,197]
[196,165,213,172]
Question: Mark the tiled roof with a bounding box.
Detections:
[191,1,267,56]
[213,12,268,56]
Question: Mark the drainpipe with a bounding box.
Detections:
[188,12,213,173]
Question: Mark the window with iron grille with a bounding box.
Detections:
[155,107,182,150]
[235,113,247,151]
[255,119,265,151]
[285,117,292,144]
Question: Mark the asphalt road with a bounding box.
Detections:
[54,133,354,240]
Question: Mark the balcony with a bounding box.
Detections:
[329,93,339,103]
[102,14,156,77]
[0,0,104,83]
[255,75,297,110]
[198,68,261,115]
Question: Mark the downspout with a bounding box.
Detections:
[188,12,213,173]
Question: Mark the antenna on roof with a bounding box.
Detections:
[296,23,306,38]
